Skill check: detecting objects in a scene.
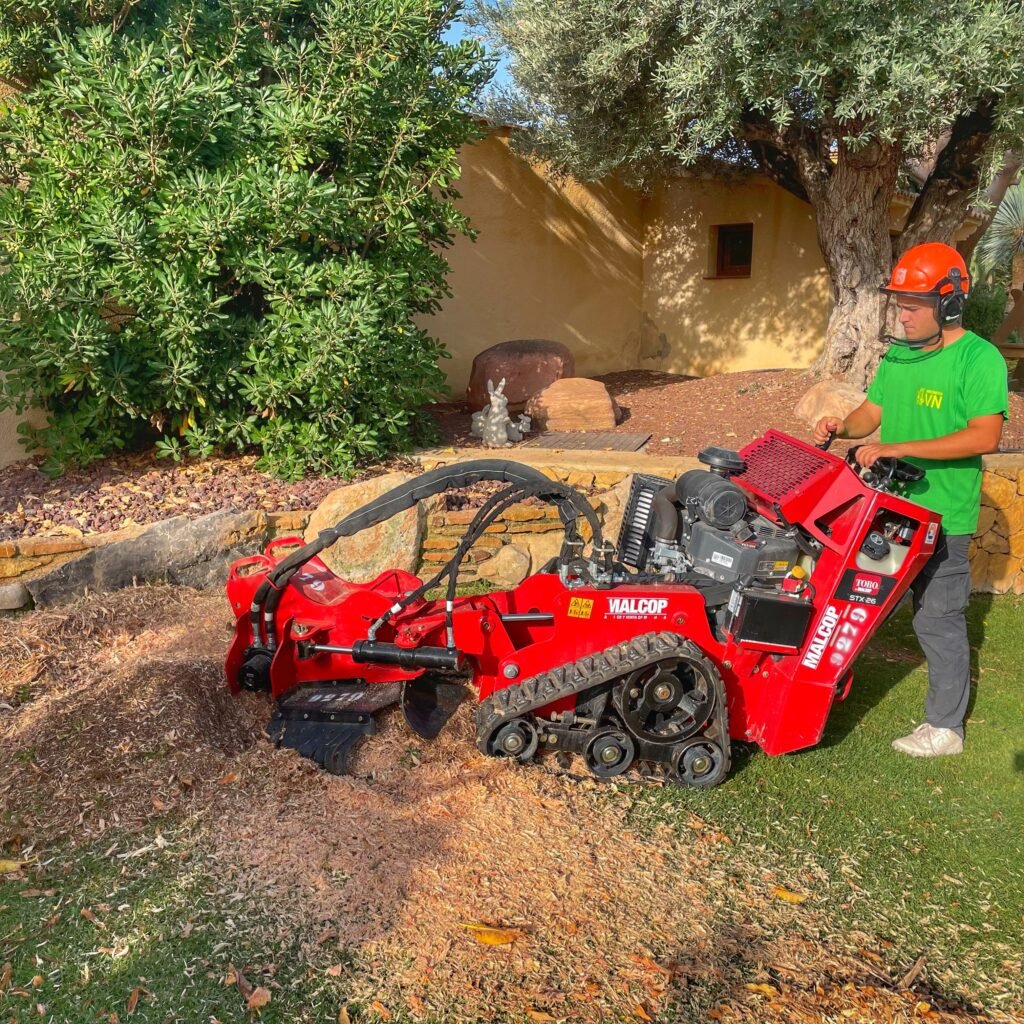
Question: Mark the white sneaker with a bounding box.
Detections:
[891,723,963,757]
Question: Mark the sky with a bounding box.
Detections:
[442,16,513,90]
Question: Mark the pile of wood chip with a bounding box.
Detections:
[0,588,263,843]
[1,588,1020,1023]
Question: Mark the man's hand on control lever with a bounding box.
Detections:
[812,416,842,446]
[851,442,908,468]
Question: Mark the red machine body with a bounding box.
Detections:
[226,431,941,782]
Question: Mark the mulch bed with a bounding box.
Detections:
[2,589,1019,1023]
[3,370,1021,541]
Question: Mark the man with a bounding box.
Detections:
[813,241,1008,757]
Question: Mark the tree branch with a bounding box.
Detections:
[898,95,998,253]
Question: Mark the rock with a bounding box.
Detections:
[24,511,269,608]
[517,531,565,573]
[0,581,30,611]
[793,379,866,428]
[982,474,1018,511]
[305,472,424,582]
[597,476,634,550]
[525,377,621,432]
[467,340,575,413]
[477,544,530,588]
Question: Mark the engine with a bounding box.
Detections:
[615,446,802,585]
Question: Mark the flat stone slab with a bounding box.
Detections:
[522,431,651,452]
[24,510,270,608]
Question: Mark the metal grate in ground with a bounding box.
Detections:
[520,431,651,452]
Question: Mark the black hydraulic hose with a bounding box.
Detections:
[251,462,605,650]
[249,461,561,648]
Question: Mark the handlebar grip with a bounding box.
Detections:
[816,430,836,452]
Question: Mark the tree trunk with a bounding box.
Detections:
[810,142,902,388]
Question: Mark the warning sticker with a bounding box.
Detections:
[567,597,594,619]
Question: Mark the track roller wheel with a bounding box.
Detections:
[670,739,728,788]
[584,729,636,779]
[489,719,540,762]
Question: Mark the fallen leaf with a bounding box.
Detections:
[743,983,779,996]
[179,922,193,939]
[338,1009,351,1024]
[43,913,61,928]
[0,858,28,873]
[406,994,426,1016]
[0,963,11,993]
[526,1012,555,1023]
[317,928,338,945]
[217,772,239,785]
[326,964,343,978]
[151,797,170,812]
[370,1000,391,1020]
[80,908,106,929]
[915,1001,932,1016]
[126,987,141,1015]
[460,922,523,946]
[31,975,42,987]
[631,955,672,977]
[19,889,44,898]
[246,987,271,1010]
[772,885,808,904]
[634,1006,653,1022]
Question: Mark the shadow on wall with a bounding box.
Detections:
[641,176,830,379]
[427,131,645,395]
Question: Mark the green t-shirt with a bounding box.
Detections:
[865,331,1009,535]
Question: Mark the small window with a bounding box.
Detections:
[712,223,753,278]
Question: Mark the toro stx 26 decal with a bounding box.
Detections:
[225,431,939,788]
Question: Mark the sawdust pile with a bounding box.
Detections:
[0,588,264,843]
[209,714,1020,1024]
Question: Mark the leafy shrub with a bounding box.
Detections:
[963,279,1010,343]
[0,0,490,477]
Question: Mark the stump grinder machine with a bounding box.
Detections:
[225,430,940,788]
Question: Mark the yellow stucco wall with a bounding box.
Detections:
[0,402,44,469]
[425,130,645,395]
[639,175,830,377]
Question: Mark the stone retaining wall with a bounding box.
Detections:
[1,453,1022,607]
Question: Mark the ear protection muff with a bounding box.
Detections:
[936,266,968,324]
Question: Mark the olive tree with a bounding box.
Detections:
[475,0,1024,384]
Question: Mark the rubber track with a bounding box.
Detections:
[475,631,718,751]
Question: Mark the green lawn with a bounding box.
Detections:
[0,832,361,1023]
[627,593,1024,1006]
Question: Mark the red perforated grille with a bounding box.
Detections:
[736,433,832,503]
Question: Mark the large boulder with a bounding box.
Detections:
[467,340,575,413]
[525,377,621,432]
[305,472,424,582]
[477,544,531,588]
[793,379,866,429]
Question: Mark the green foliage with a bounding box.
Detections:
[976,182,1024,277]
[0,0,491,477]
[0,0,124,83]
[963,279,1009,342]
[475,0,1024,186]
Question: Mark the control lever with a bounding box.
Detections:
[816,429,836,452]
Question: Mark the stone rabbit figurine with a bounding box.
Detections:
[470,378,531,447]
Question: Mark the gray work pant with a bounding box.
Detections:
[910,533,973,735]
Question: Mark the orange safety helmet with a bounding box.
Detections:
[880,242,970,327]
